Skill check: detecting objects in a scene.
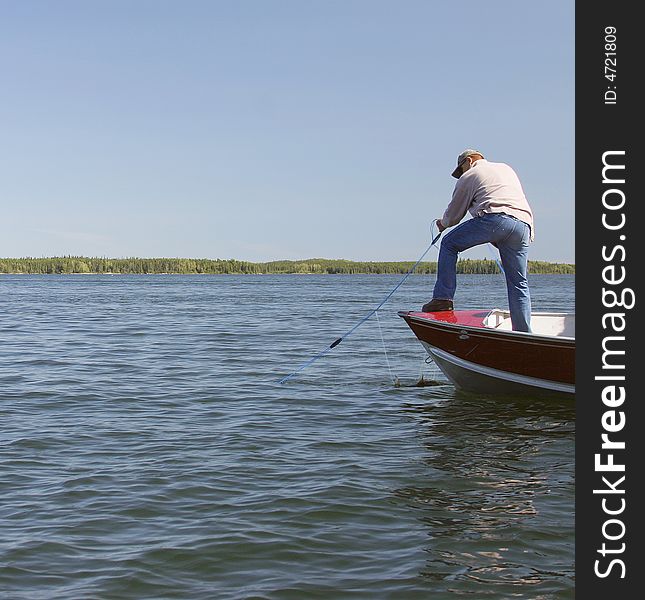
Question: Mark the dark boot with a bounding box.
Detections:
[421,298,454,312]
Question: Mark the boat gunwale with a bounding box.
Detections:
[398,310,575,345]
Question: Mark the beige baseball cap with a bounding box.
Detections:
[451,148,484,179]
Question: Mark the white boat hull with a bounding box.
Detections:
[423,343,575,398]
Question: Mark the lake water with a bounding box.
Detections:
[1,274,574,599]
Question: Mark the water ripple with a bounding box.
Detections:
[1,274,574,598]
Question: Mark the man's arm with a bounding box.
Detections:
[436,178,472,230]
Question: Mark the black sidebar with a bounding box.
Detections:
[576,3,642,598]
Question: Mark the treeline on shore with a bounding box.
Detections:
[1,256,575,275]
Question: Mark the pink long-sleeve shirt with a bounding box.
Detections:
[442,159,534,241]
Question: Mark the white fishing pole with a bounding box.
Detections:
[486,243,505,274]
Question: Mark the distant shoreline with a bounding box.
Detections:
[0,257,575,275]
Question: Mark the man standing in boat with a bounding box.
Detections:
[422,149,534,332]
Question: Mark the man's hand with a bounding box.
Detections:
[436,219,446,232]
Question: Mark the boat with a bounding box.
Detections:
[398,309,575,398]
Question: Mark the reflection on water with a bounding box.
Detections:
[397,392,575,596]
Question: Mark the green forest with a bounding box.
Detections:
[0,257,575,275]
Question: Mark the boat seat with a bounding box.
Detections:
[484,309,575,338]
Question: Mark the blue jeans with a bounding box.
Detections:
[433,213,532,332]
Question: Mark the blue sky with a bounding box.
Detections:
[1,1,574,262]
